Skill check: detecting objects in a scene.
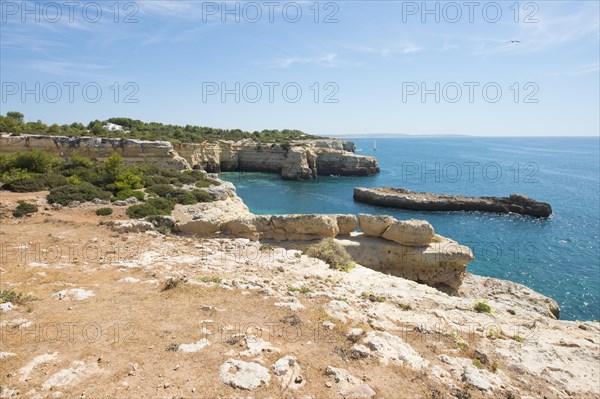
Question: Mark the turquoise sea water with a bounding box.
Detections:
[221,137,600,321]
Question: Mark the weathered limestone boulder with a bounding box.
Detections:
[174,197,249,235]
[358,214,394,237]
[335,233,474,291]
[269,214,339,241]
[223,214,357,241]
[198,181,237,201]
[381,219,435,246]
[335,214,358,235]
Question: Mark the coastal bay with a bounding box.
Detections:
[222,137,600,321]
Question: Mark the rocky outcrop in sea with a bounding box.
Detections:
[354,187,552,217]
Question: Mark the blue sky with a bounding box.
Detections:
[1,0,599,136]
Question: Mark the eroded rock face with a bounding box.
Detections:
[219,214,358,241]
[270,214,339,240]
[0,134,190,170]
[335,233,473,292]
[381,219,435,246]
[176,207,473,290]
[0,134,380,179]
[354,187,552,218]
[176,139,379,179]
[358,214,394,237]
[336,214,359,235]
[174,197,250,235]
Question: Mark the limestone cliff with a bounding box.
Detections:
[0,133,379,180]
[174,139,378,179]
[0,133,190,170]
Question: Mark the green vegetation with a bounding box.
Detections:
[491,361,499,372]
[0,112,322,143]
[47,182,112,205]
[96,207,114,216]
[305,239,356,272]
[12,200,38,217]
[126,197,175,219]
[361,291,386,302]
[112,189,145,202]
[397,303,412,311]
[199,276,223,284]
[0,289,36,304]
[474,301,492,313]
[1,150,218,218]
[288,286,312,294]
[511,335,525,343]
[472,359,483,369]
[165,343,180,352]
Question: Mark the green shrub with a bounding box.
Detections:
[47,183,112,205]
[306,239,355,272]
[5,150,61,173]
[1,168,34,184]
[126,197,174,219]
[146,184,213,205]
[0,289,36,304]
[63,167,103,185]
[96,207,113,216]
[172,190,198,205]
[112,189,145,202]
[13,200,38,217]
[3,173,68,192]
[474,301,492,313]
[199,276,223,284]
[67,154,94,167]
[288,286,311,294]
[141,174,170,186]
[115,168,143,190]
[196,178,221,188]
[146,184,175,198]
[4,175,46,192]
[44,174,69,188]
[192,189,214,203]
[66,175,81,185]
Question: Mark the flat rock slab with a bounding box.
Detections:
[219,359,271,390]
[354,188,552,217]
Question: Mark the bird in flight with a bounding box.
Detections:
[507,40,522,44]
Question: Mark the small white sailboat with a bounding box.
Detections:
[373,140,377,151]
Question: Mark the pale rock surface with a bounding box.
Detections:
[381,218,435,246]
[357,214,394,237]
[51,289,95,301]
[100,220,154,233]
[335,214,359,235]
[272,356,305,390]
[324,366,376,398]
[42,360,105,390]
[178,339,210,353]
[219,359,271,390]
[363,331,429,369]
[240,336,281,357]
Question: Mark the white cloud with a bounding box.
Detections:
[272,53,341,68]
